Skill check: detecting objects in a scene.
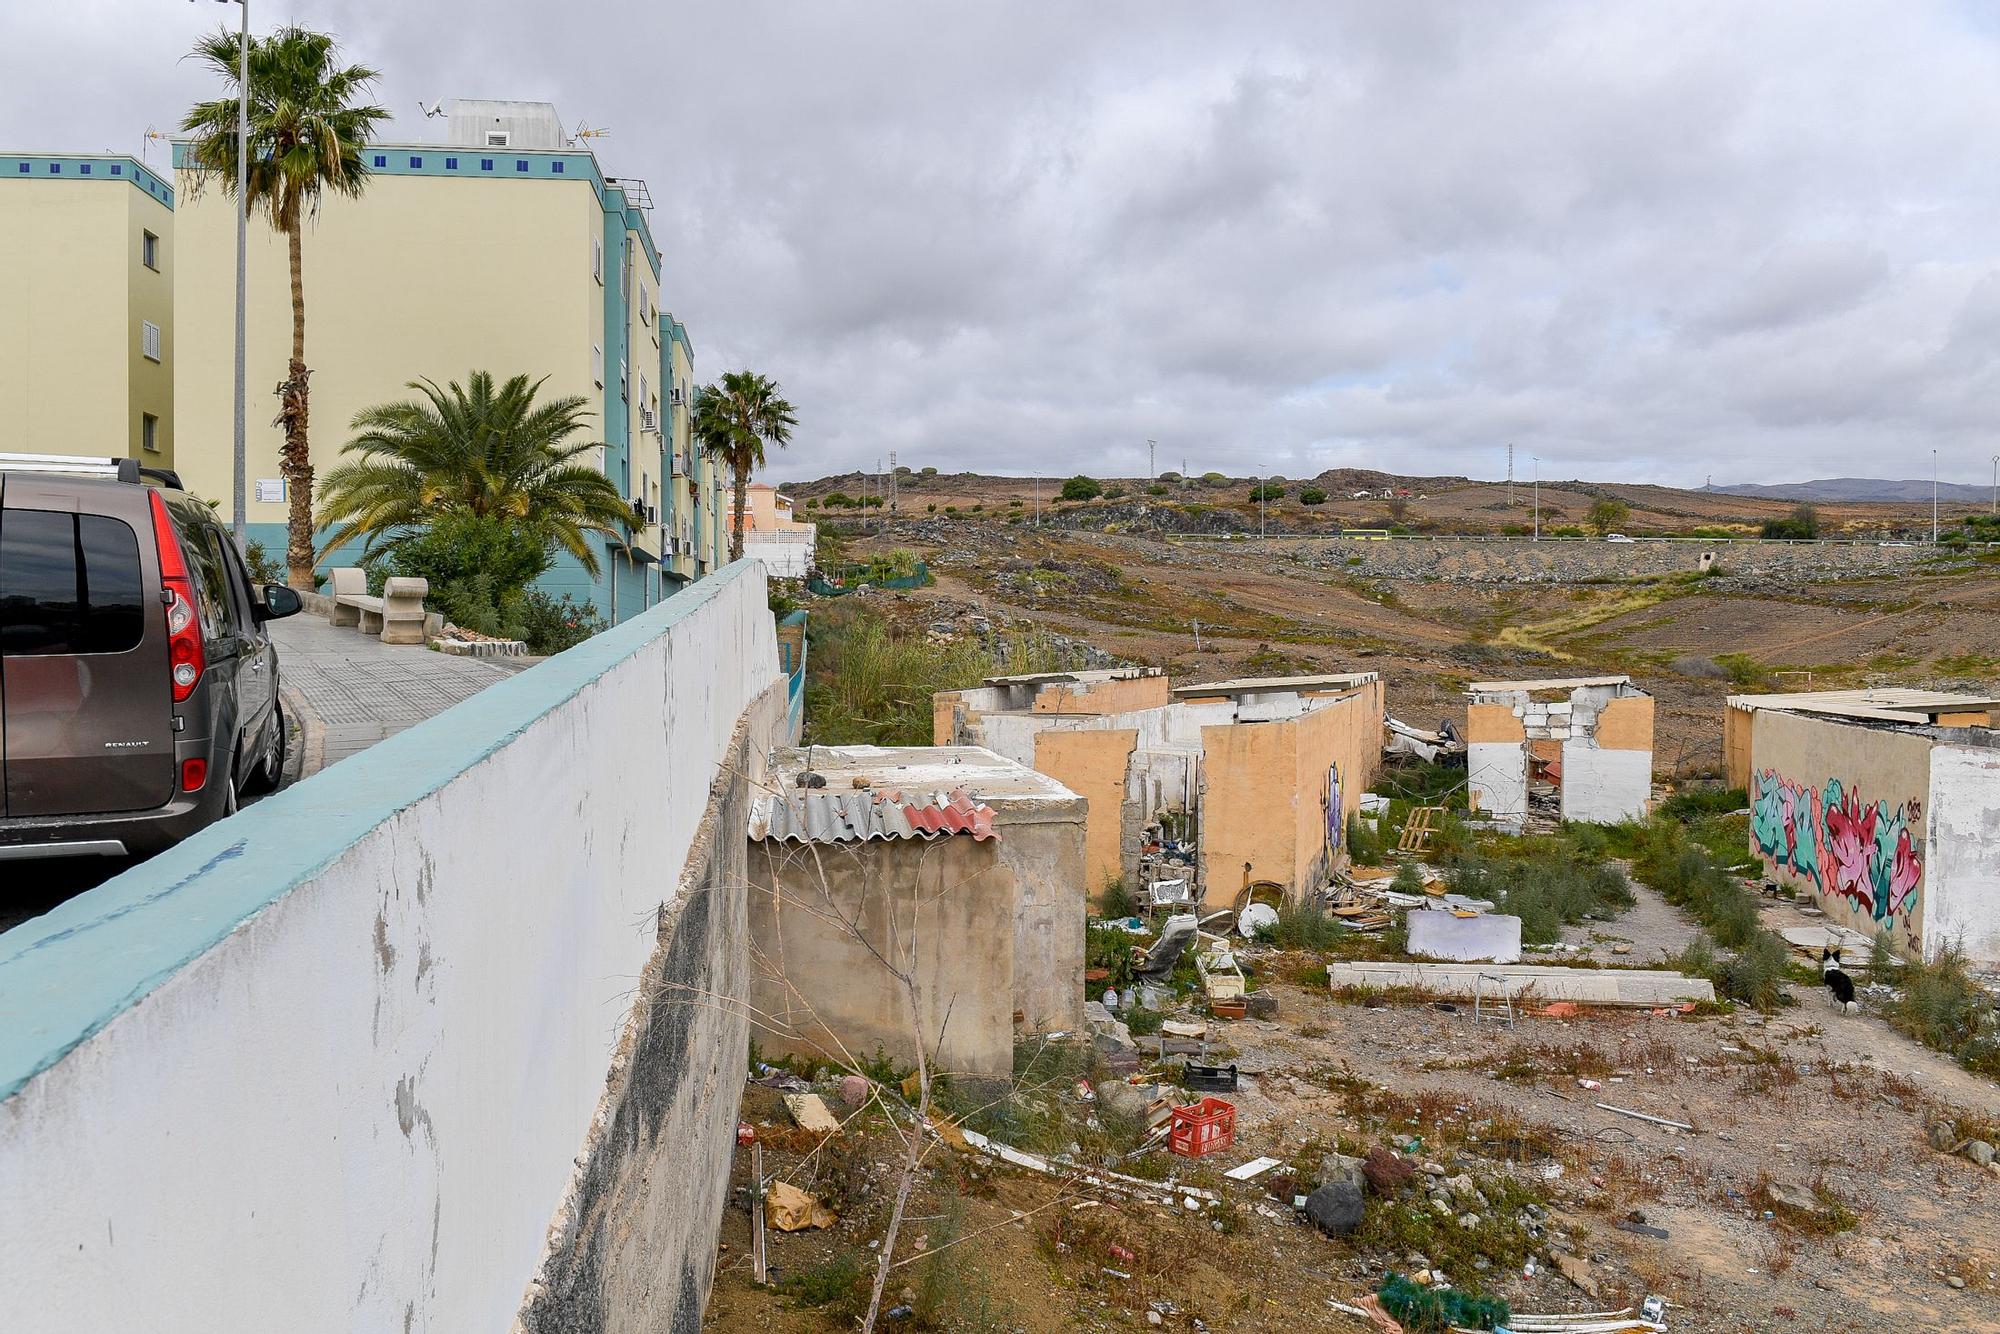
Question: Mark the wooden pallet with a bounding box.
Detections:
[1399,805,1445,852]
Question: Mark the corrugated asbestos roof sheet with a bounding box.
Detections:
[749,787,1000,844]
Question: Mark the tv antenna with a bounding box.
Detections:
[573,122,612,145]
[141,127,170,166]
[417,100,447,119]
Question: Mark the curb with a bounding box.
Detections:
[279,681,328,782]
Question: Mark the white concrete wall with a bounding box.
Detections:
[0,566,781,1333]
[1468,741,1528,820]
[1925,743,2000,964]
[1560,742,1652,823]
[742,531,814,578]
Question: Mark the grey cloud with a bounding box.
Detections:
[12,1,2000,486]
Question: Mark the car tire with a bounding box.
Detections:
[240,699,286,797]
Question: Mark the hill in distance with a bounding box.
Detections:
[1703,477,1993,503]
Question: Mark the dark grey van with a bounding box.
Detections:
[0,454,301,861]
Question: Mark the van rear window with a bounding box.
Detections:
[0,510,146,655]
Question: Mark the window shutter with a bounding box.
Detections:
[141,321,161,362]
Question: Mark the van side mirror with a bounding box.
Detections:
[257,584,303,621]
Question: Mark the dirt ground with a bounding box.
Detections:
[707,875,2000,1333]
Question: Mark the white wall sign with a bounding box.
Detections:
[255,478,287,503]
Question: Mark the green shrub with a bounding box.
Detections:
[1060,475,1102,501]
[374,510,551,637]
[1761,504,1821,540]
[1200,471,1228,487]
[1086,924,1138,990]
[244,539,283,585]
[1258,896,1347,951]
[510,590,603,655]
[1892,948,2000,1075]
[1123,1006,1165,1037]
[1099,876,1139,918]
[1249,484,1285,502]
[1146,484,1169,496]
[1659,786,1746,821]
[1101,486,1126,501]
[780,1249,869,1315]
[1446,854,1633,945]
[920,465,938,477]
[1299,487,1328,505]
[1346,812,1384,866]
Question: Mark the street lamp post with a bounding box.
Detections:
[1990,453,1998,515]
[1932,449,1940,544]
[1532,457,1540,541]
[1259,470,1268,540]
[193,0,251,548]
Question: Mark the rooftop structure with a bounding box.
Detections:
[748,746,1086,1075]
[1726,689,1998,962]
[1465,676,1654,825]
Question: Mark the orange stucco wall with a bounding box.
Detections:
[1596,695,1654,751]
[1466,703,1526,743]
[1033,728,1138,900]
[1198,690,1377,907]
[1028,674,1170,716]
[1723,703,1754,792]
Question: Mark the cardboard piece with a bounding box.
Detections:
[766,1180,837,1231]
[784,1092,843,1135]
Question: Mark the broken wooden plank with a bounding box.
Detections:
[1593,1102,1694,1132]
[1223,1155,1283,1181]
[750,1141,768,1284]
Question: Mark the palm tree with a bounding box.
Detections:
[692,371,799,561]
[182,25,388,589]
[316,372,635,577]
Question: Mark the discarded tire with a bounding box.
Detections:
[1304,1182,1365,1236]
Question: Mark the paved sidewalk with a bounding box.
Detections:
[272,612,529,775]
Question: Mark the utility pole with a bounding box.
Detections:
[1932,449,1940,544]
[1991,453,1998,514]
[1148,437,1156,481]
[1259,469,1269,540]
[1532,456,1540,541]
[1506,443,1514,508]
[888,450,898,523]
[195,0,252,548]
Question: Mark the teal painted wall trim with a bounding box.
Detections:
[0,560,768,1102]
[4,154,174,208]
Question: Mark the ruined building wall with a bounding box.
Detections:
[1749,708,1933,958]
[1923,743,2000,965]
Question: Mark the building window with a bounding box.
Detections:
[408,156,423,169]
[486,130,511,148]
[142,414,159,454]
[142,231,159,271]
[110,164,122,176]
[592,236,603,283]
[17,162,29,174]
[373,155,386,168]
[48,163,59,173]
[445,156,458,170]
[79,163,92,175]
[480,158,494,172]
[591,343,604,387]
[551,160,565,174]
[620,358,629,402]
[140,320,162,363]
[515,159,528,173]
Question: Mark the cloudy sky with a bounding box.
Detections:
[11,2,2000,486]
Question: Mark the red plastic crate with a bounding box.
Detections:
[1168,1097,1236,1158]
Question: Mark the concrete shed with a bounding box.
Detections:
[746,746,1086,1078]
[1465,676,1654,825]
[1727,690,2000,963]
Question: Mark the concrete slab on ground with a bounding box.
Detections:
[1325,960,1716,1006]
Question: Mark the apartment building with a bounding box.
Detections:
[726,482,816,576]
[0,154,175,464]
[172,100,718,619]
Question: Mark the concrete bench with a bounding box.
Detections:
[327,567,430,645]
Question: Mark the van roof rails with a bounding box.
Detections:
[0,453,183,489]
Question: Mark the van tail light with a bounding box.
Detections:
[148,490,205,703]
[181,757,207,792]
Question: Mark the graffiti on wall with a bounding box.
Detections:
[1751,768,1923,925]
[1326,761,1343,856]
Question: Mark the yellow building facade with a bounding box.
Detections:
[172,103,716,618]
[0,155,175,463]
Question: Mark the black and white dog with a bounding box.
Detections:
[1820,948,1858,1014]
